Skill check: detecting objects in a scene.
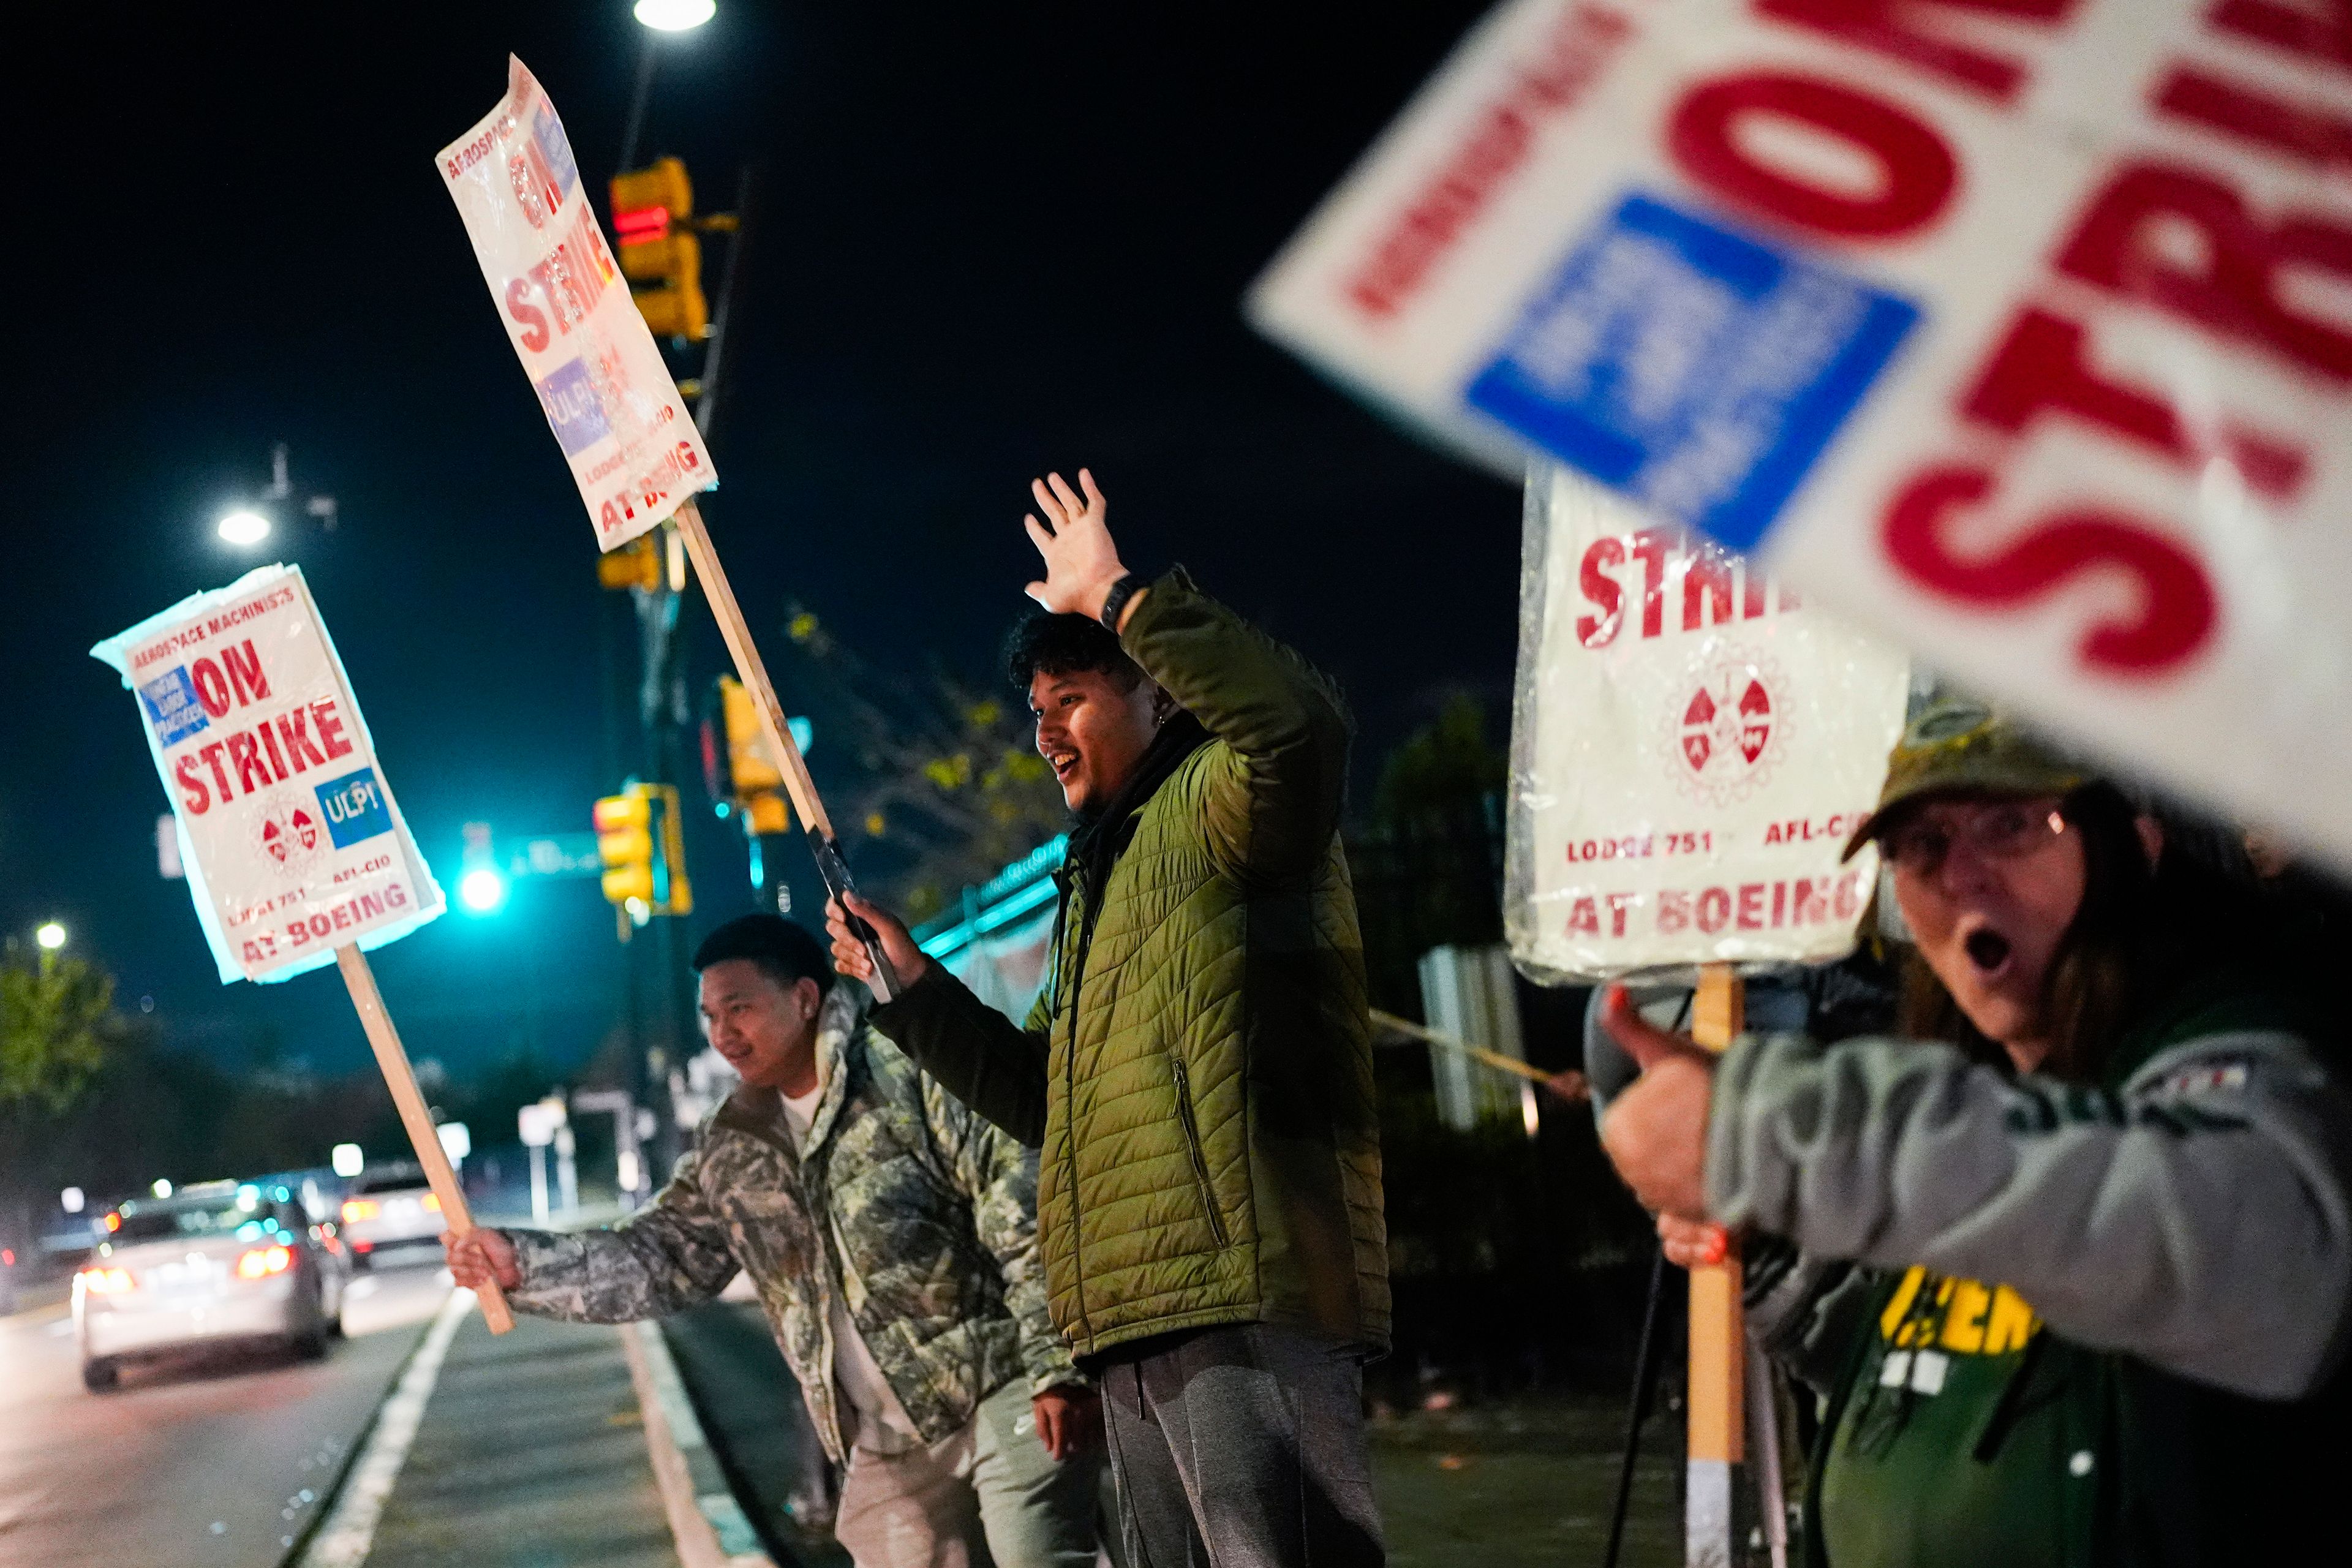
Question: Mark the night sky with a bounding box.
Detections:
[4,3,1519,1080]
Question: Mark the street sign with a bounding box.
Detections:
[507,833,600,880]
[436,57,716,551]
[1250,0,2352,873]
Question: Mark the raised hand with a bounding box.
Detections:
[1596,984,1717,1220]
[1022,469,1128,620]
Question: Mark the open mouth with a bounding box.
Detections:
[1962,927,2013,975]
[1049,750,1080,784]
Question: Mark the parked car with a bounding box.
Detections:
[338,1164,447,1269]
[76,1181,348,1391]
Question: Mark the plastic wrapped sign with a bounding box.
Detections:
[90,565,444,984]
[437,56,715,552]
[1253,0,2352,874]
[1507,464,1907,981]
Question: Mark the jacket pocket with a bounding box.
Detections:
[1169,1058,1229,1249]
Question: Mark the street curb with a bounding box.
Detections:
[282,1287,474,1568]
[623,1318,777,1568]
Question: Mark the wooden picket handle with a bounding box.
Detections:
[1368,1008,1554,1084]
[336,944,514,1334]
[669,498,899,1000]
[1687,961,1746,1567]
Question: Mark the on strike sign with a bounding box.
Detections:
[91,566,443,984]
[1507,465,1907,979]
[438,56,715,551]
[1252,0,2352,871]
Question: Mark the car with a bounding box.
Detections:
[337,1164,447,1269]
[75,1182,349,1392]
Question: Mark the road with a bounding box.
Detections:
[0,1258,451,1567]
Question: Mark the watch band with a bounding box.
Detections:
[1099,571,1150,633]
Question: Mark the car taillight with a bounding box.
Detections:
[104,1212,122,1232]
[236,1245,293,1280]
[1,1247,13,1265]
[80,1265,135,1294]
[422,1193,440,1212]
[342,1199,380,1223]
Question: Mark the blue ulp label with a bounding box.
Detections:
[536,358,611,456]
[315,767,393,849]
[1465,192,1920,551]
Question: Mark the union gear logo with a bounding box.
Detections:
[1665,647,1787,806]
[253,799,326,879]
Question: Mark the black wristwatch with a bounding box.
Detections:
[1099,571,1150,633]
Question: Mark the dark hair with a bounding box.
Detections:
[1895,782,2261,1082]
[692,914,833,994]
[1003,609,1144,696]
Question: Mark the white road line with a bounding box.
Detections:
[294,1287,472,1568]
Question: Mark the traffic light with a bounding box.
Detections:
[718,676,783,793]
[594,783,693,936]
[611,157,707,342]
[594,792,655,908]
[597,532,663,592]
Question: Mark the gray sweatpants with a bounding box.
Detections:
[833,1377,1102,1568]
[1096,1324,1385,1568]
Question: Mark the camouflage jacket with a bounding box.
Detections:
[502,984,1077,1461]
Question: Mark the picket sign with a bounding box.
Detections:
[90,567,511,1333]
[1506,464,1909,982]
[1251,0,2352,876]
[435,61,899,999]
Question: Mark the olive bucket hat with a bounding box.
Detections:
[1842,697,2089,862]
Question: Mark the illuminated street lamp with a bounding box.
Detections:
[217,509,271,547]
[633,0,715,29]
[34,921,66,951]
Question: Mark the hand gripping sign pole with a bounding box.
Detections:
[1497,464,1908,1567]
[435,58,897,1000]
[91,565,512,1334]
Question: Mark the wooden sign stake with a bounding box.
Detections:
[670,498,899,1000]
[1687,960,1747,1567]
[336,943,514,1334]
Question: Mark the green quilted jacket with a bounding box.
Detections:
[872,570,1389,1359]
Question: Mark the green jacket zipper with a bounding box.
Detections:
[1169,1058,1229,1248]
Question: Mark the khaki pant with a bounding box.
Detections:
[834,1378,1101,1568]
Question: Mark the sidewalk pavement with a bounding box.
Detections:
[298,1287,774,1568]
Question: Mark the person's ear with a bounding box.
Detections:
[2133,813,2165,869]
[1149,685,1177,725]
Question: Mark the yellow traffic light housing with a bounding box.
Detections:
[594,783,692,935]
[744,790,791,836]
[611,157,709,342]
[718,676,784,794]
[594,791,655,908]
[597,533,664,592]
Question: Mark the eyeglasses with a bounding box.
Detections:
[1879,799,2068,878]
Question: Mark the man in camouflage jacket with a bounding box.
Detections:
[447,914,1100,1568]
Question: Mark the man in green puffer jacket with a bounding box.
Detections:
[828,468,1388,1568]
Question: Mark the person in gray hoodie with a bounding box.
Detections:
[1599,698,2352,1567]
